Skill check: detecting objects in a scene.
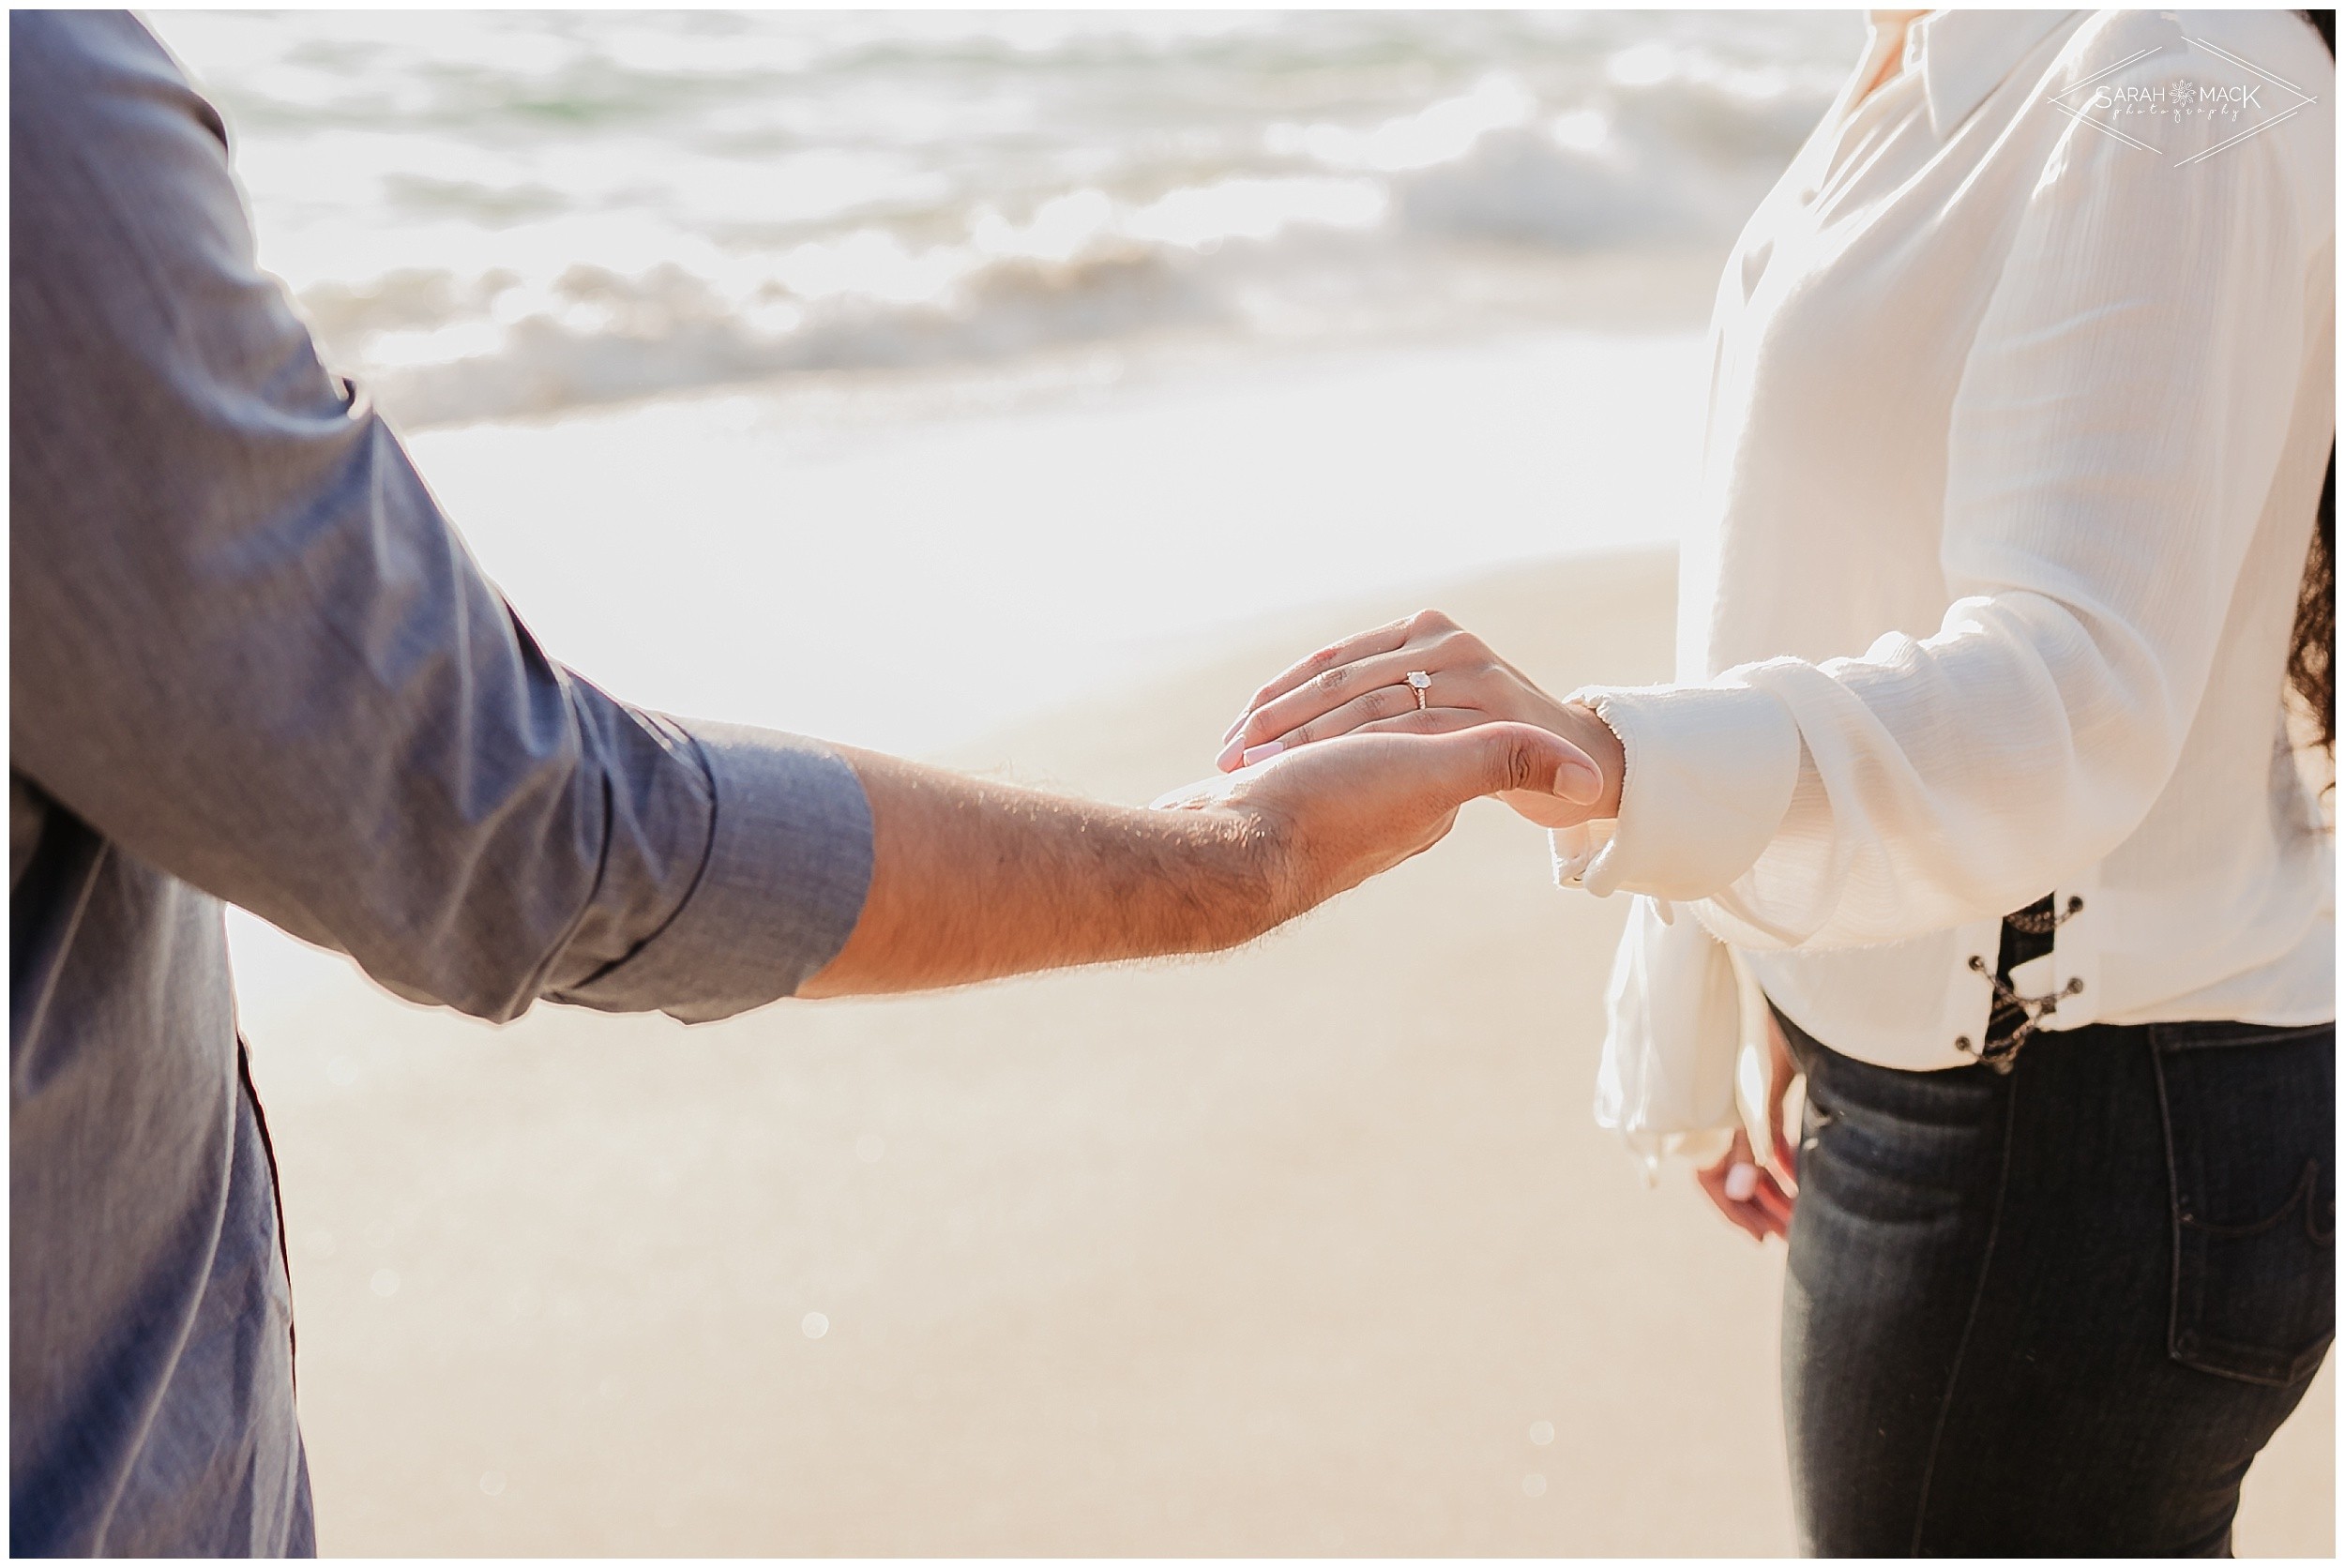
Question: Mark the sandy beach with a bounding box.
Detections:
[240,544,2333,1556]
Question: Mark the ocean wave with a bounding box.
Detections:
[161,13,1856,427]
[358,249,1230,426]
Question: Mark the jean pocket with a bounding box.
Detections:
[2153,1025,2336,1387]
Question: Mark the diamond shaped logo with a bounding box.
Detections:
[2047,36,2320,164]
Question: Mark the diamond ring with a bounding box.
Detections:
[1406,670,1432,711]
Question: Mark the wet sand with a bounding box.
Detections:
[245,547,2334,1555]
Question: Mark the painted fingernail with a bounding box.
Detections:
[1214,736,1247,773]
[1552,760,1604,804]
[1724,1163,1759,1203]
[1240,741,1285,767]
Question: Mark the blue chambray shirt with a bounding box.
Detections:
[9,13,874,1553]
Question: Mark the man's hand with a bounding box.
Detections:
[1156,720,1607,912]
[798,723,1601,999]
[1214,610,1625,826]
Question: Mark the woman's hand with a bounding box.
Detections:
[1695,1012,1802,1242]
[1215,610,1624,827]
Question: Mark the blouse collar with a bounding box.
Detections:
[1910,9,2080,137]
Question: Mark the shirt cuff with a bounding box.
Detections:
[552,720,874,1023]
[1561,674,1803,902]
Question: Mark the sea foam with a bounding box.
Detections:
[153,10,1858,429]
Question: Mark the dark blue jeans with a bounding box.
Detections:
[1776,1010,2335,1557]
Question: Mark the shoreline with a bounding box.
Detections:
[399,326,1712,764]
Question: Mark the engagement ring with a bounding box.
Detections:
[1406,670,1432,710]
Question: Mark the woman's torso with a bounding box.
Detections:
[1687,8,2336,1064]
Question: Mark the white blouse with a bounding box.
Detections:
[1558,8,2336,1085]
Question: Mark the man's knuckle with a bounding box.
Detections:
[1504,737,1540,792]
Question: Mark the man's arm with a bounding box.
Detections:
[10,15,873,1024]
[9,13,1601,1023]
[800,726,1603,997]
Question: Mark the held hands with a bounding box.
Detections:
[803,614,1619,1000]
[805,725,1602,1001]
[1207,611,1804,1248]
[1156,722,1605,925]
[1214,610,1624,828]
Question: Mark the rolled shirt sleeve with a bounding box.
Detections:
[550,723,872,1021]
[9,13,870,1025]
[1560,44,2312,954]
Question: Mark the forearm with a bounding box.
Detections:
[1573,594,2190,949]
[797,748,1291,998]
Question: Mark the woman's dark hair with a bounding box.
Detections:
[2292,454,2334,752]
[2293,12,2335,752]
